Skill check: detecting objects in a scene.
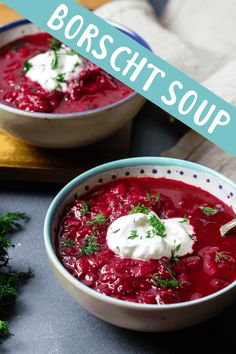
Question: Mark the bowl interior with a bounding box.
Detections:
[0,20,150,119]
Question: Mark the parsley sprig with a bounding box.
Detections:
[80,201,90,217]
[215,251,229,263]
[49,38,62,70]
[128,230,139,240]
[149,215,166,238]
[80,234,100,256]
[22,61,32,75]
[86,213,107,226]
[129,203,150,215]
[200,206,220,216]
[152,274,180,289]
[170,244,181,263]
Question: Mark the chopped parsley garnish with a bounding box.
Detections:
[146,193,152,203]
[149,215,166,237]
[128,230,139,240]
[179,215,189,223]
[61,239,75,247]
[129,203,150,215]
[22,61,32,75]
[200,206,219,216]
[112,229,120,234]
[87,213,107,226]
[145,230,152,239]
[152,274,180,289]
[146,192,160,205]
[80,201,90,217]
[49,38,62,70]
[170,244,181,263]
[80,234,100,256]
[215,251,229,263]
[56,73,66,83]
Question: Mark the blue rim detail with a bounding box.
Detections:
[0,19,151,119]
[44,157,236,310]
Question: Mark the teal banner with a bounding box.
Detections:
[1,0,236,156]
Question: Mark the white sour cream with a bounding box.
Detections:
[26,45,85,92]
[106,212,195,260]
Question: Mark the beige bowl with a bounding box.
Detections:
[0,20,148,148]
[44,157,236,332]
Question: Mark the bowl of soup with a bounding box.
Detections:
[0,20,149,148]
[44,157,236,332]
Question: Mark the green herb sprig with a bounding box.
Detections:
[0,212,31,339]
[129,203,150,215]
[149,215,166,238]
[200,206,219,216]
[152,274,180,289]
[80,233,100,256]
[86,213,107,226]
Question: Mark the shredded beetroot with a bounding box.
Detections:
[57,177,236,304]
[0,33,133,113]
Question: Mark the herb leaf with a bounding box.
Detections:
[152,274,180,289]
[179,215,189,223]
[215,251,229,263]
[200,206,219,216]
[61,239,75,247]
[149,215,166,237]
[80,234,100,256]
[129,203,150,215]
[86,213,107,226]
[56,73,65,83]
[128,230,139,240]
[0,321,9,338]
[22,61,32,75]
[170,244,181,263]
[80,201,90,217]
[0,212,31,339]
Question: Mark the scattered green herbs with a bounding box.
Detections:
[128,230,139,240]
[80,201,90,217]
[22,61,32,75]
[129,203,150,215]
[152,274,180,289]
[56,73,65,83]
[87,213,107,226]
[80,233,100,256]
[170,244,181,263]
[200,206,219,216]
[0,212,31,339]
[145,230,152,239]
[215,251,229,263]
[149,215,166,238]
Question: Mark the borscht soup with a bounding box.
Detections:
[57,177,236,305]
[0,33,133,113]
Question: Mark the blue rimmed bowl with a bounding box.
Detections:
[44,157,236,332]
[0,20,150,148]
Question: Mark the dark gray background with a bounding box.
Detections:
[1,1,235,353]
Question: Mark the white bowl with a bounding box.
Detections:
[44,157,236,332]
[0,20,149,148]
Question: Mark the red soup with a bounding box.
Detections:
[0,33,133,113]
[57,178,236,305]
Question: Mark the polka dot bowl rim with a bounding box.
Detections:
[44,156,236,310]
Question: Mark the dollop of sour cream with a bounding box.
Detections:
[26,44,85,92]
[107,212,195,260]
